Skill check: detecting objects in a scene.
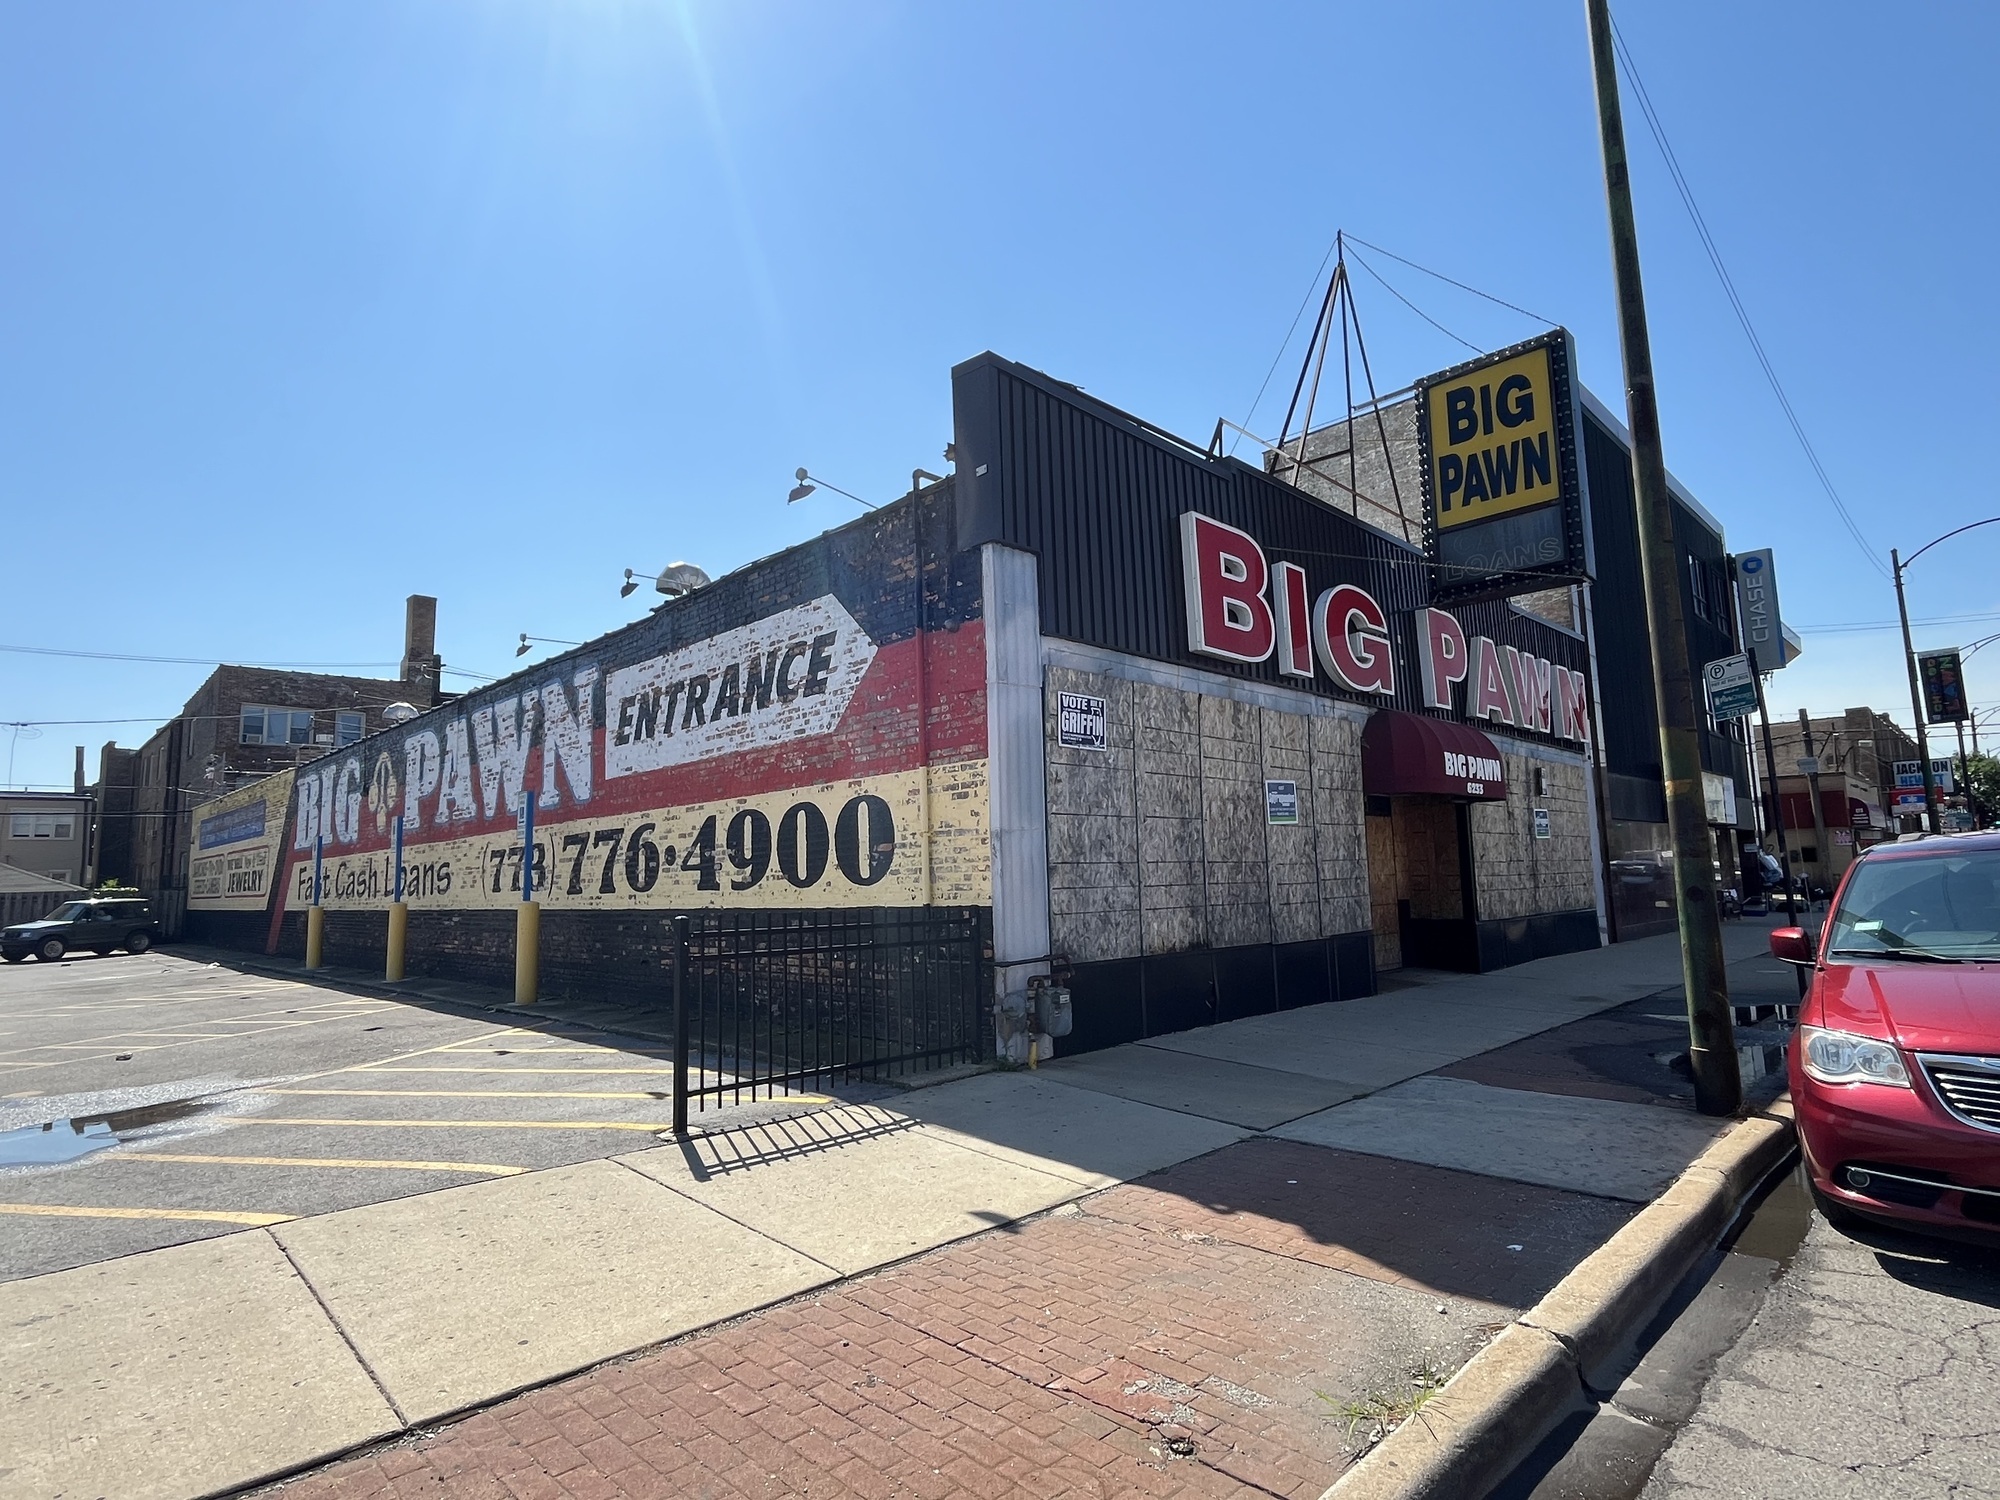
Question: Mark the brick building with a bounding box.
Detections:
[104,596,445,935]
[183,352,1604,1066]
[1272,383,1762,942]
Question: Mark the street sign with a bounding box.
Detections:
[1796,756,1821,776]
[1702,653,1759,721]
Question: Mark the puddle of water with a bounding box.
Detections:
[0,1095,225,1167]
[1730,1161,1813,1267]
[0,1120,119,1166]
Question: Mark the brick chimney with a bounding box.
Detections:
[400,595,442,705]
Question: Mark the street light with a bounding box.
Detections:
[787,468,876,510]
[1892,516,2000,834]
[516,633,581,658]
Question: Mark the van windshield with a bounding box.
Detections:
[1824,850,2000,962]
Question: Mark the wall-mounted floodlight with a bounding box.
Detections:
[788,468,875,510]
[654,562,712,598]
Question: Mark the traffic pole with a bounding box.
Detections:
[1798,710,1833,905]
[1586,0,1740,1115]
[1893,550,1942,834]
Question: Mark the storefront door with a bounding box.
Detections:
[1366,794,1477,973]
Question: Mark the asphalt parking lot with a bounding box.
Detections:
[0,949,779,1282]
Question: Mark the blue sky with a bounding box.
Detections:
[4,1,1998,791]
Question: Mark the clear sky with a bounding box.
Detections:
[4,1,1997,792]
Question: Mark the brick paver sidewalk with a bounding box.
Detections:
[269,1137,1632,1500]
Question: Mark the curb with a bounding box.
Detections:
[1318,1099,1797,1500]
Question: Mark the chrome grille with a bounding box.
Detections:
[1920,1054,2000,1133]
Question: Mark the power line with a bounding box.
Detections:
[0,644,404,670]
[1610,18,1888,580]
[1794,609,2000,636]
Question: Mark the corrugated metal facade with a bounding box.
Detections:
[1582,410,1753,811]
[953,353,1589,739]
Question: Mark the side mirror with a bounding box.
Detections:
[1770,927,1816,965]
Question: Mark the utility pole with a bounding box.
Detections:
[1585,0,1740,1116]
[1892,549,1942,834]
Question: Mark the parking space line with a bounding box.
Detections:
[0,1203,294,1226]
[112,1153,527,1175]
[248,1117,671,1132]
[351,1066,682,1074]
[270,1088,667,1100]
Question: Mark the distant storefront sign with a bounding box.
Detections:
[1918,649,1969,723]
[1733,550,1787,674]
[1057,691,1108,750]
[1414,331,1587,603]
[1702,653,1759,721]
[1894,759,1924,790]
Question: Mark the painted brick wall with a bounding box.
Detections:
[1043,666,1369,965]
[1467,747,1595,920]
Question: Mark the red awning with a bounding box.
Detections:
[1360,710,1508,801]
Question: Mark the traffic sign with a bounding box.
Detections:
[1702,654,1759,721]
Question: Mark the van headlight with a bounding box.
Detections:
[1800,1025,1910,1087]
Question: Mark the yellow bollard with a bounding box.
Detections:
[385,901,408,981]
[305,905,326,971]
[514,901,540,1006]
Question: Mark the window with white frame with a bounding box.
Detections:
[8,814,76,839]
[241,706,316,746]
[334,711,365,747]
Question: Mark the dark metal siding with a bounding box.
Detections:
[953,353,1588,740]
[1583,410,1751,796]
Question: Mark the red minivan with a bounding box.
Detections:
[1772,833,2000,1243]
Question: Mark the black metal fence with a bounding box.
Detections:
[669,907,990,1129]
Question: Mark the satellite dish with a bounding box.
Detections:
[655,563,712,598]
[380,702,420,726]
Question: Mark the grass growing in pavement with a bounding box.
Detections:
[1320,1360,1451,1451]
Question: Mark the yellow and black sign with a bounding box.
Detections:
[1426,344,1560,530]
[1416,330,1586,603]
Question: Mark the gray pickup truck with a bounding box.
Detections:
[2,896,159,962]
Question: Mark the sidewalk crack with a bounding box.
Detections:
[604,1153,845,1277]
[268,1229,411,1428]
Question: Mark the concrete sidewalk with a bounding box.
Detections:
[2,922,1790,1500]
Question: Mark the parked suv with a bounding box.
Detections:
[1,897,159,963]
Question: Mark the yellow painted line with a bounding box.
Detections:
[281,1025,527,1087]
[114,1153,527,1176]
[354,1066,683,1074]
[0,1203,294,1226]
[271,1088,667,1100]
[249,1117,672,1132]
[439,1045,672,1056]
